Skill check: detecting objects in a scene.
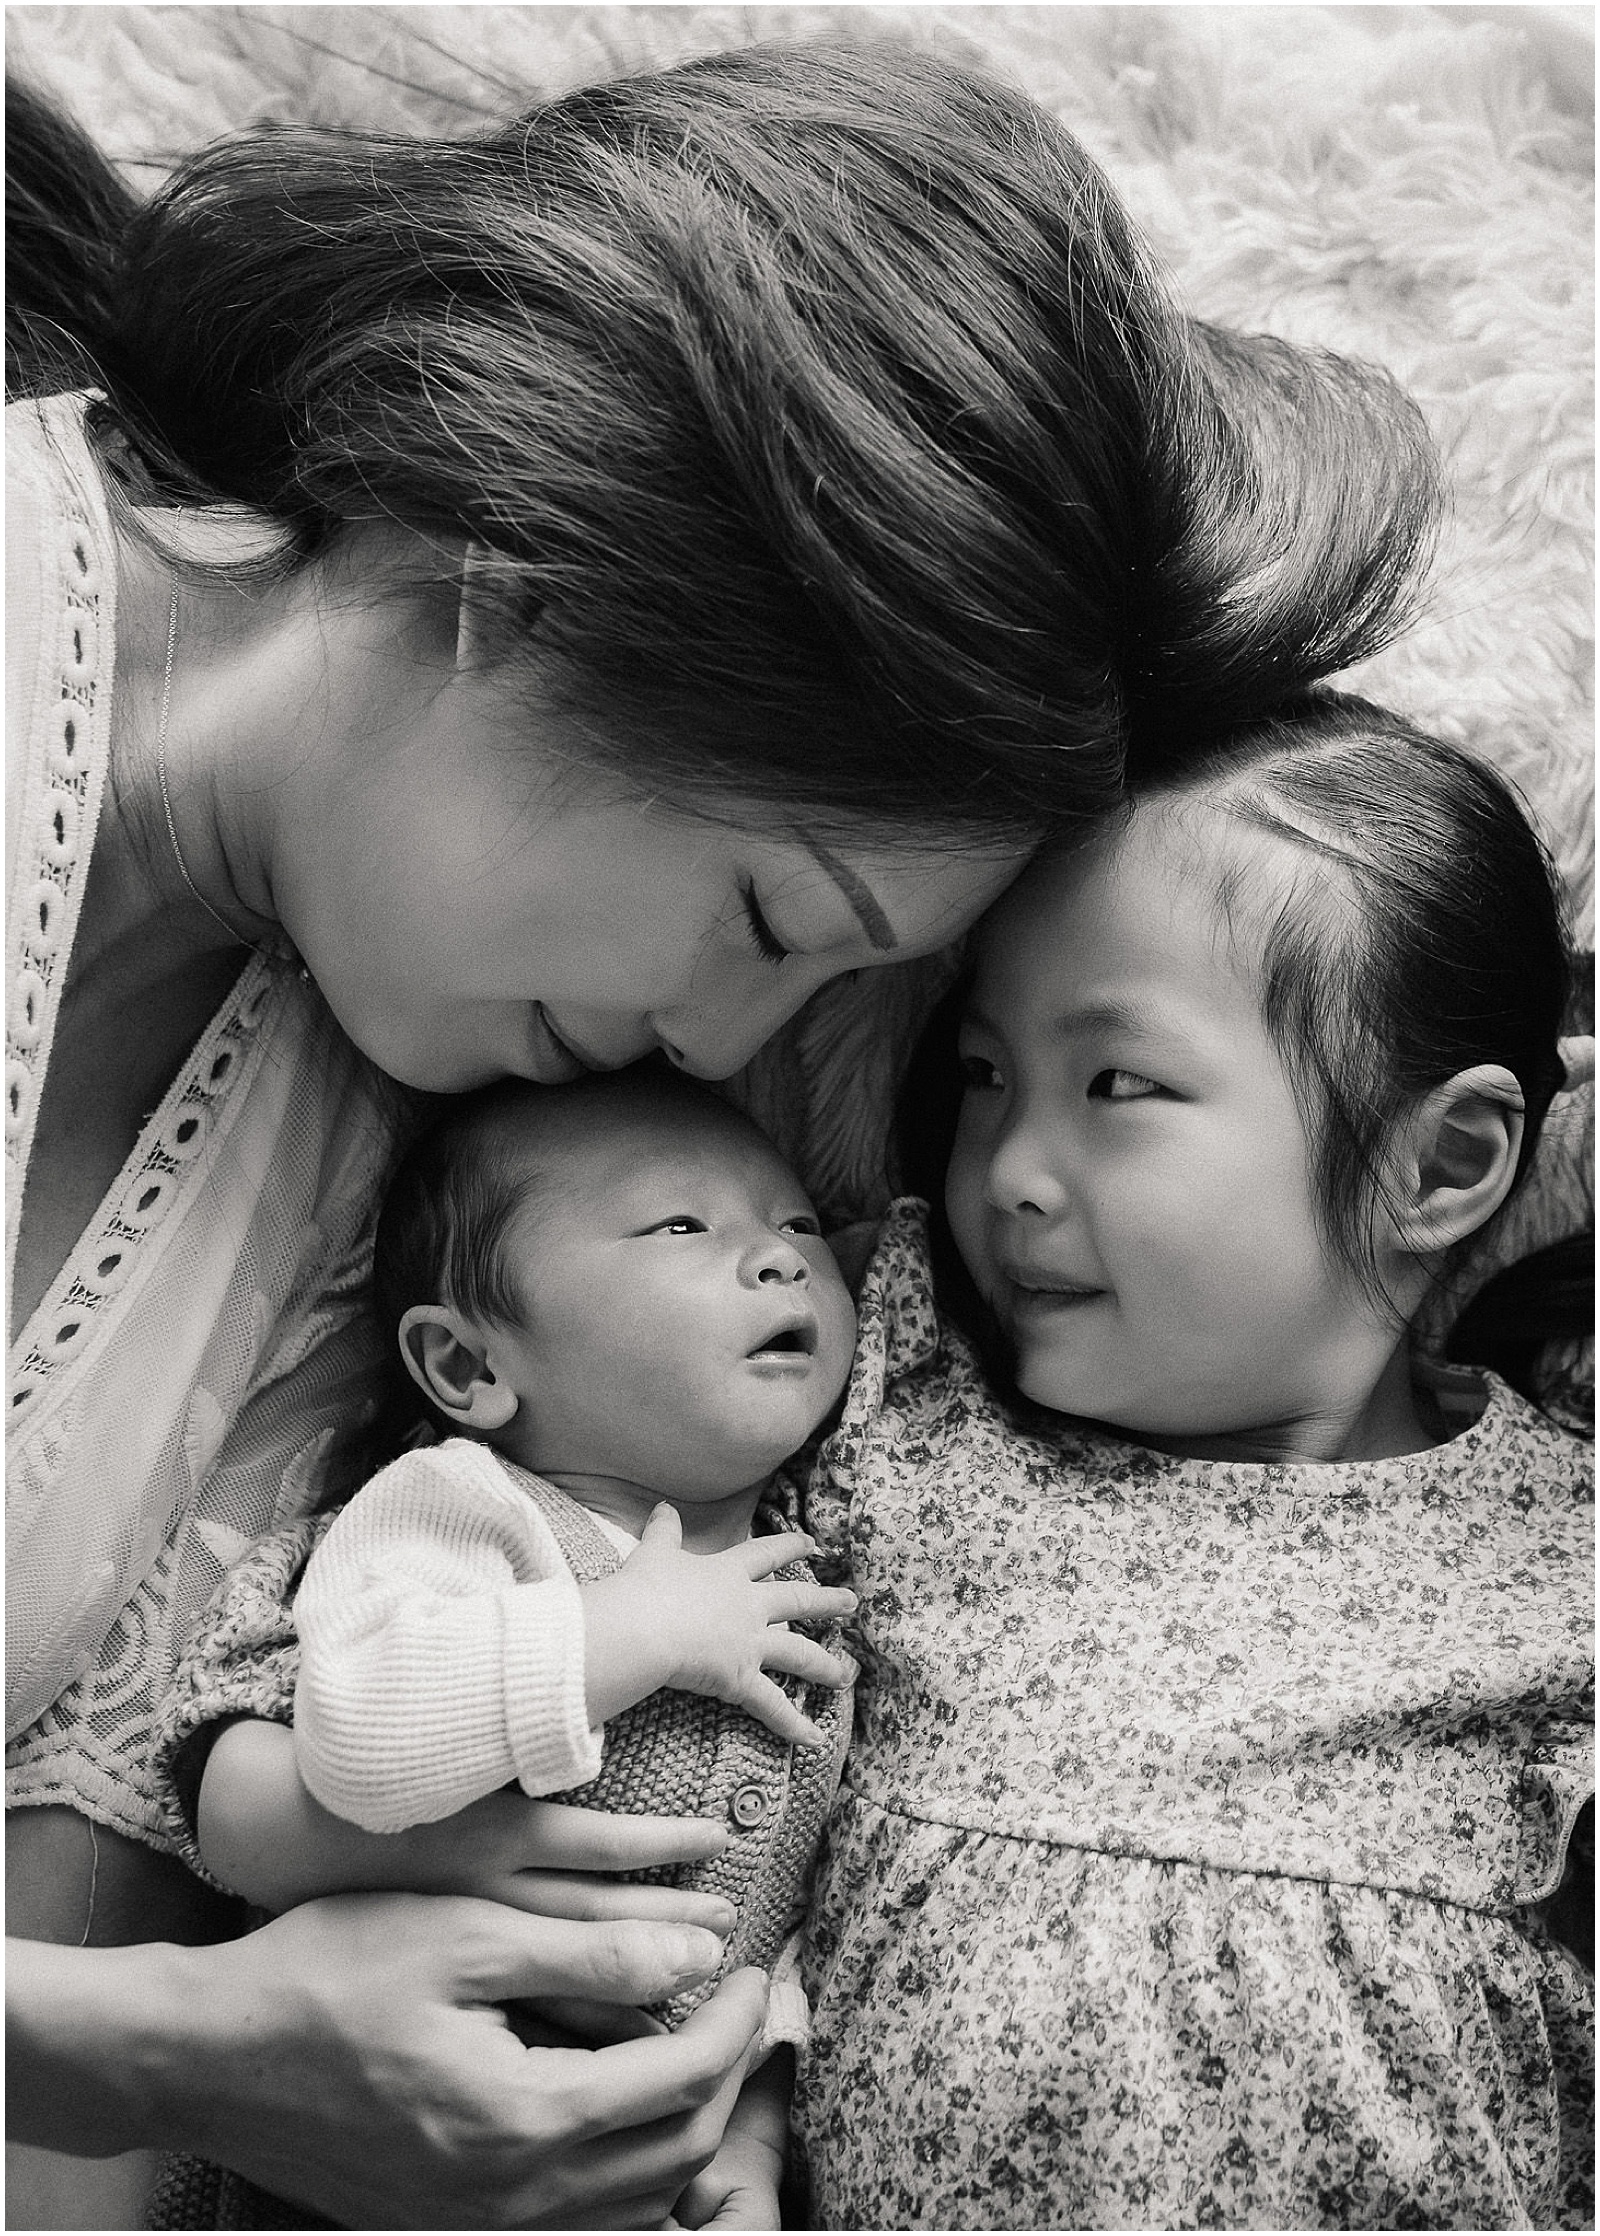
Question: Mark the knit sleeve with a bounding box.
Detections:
[292,1442,602,1832]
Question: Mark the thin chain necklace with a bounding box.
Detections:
[153,586,281,960]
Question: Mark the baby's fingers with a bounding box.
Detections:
[735,1671,831,1750]
[760,1629,856,1692]
[735,1531,817,1579]
[759,1580,857,1628]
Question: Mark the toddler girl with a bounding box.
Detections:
[151,1069,859,2231]
[795,691,1593,2230]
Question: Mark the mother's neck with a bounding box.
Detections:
[105,514,459,977]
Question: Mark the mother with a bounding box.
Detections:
[6,39,1434,2230]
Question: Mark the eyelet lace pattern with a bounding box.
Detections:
[5,417,283,1421]
[5,473,110,1294]
[8,964,281,1424]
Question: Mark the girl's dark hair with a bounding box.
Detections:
[1144,692,1574,1296]
[901,694,1576,1362]
[7,46,1437,844]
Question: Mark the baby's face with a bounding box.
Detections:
[945,807,1379,1446]
[490,1118,856,1499]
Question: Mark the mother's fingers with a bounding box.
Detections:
[507,1994,666,2050]
[492,1871,738,1933]
[458,1903,731,2010]
[506,1978,767,2226]
[546,1969,769,2141]
[513,1801,729,1872]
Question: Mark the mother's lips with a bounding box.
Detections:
[524,1003,590,1084]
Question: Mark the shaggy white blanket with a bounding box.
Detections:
[8,2,1593,1208]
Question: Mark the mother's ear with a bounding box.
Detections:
[1390,1064,1526,1257]
[455,541,492,670]
[397,1303,519,1432]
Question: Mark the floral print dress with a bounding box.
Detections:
[795,1201,1594,2231]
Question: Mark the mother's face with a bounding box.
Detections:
[272,653,1025,1092]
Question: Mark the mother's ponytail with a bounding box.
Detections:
[1125,321,1441,776]
[5,76,139,401]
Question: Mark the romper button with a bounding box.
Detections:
[729,1783,772,1830]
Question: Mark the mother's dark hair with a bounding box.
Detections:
[8,43,1438,842]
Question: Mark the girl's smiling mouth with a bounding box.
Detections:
[1005,1277,1106,1314]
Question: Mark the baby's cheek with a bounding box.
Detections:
[818,1302,859,1410]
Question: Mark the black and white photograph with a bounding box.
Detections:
[5,5,1593,2230]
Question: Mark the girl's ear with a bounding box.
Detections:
[1557,1033,1595,1092]
[397,1303,519,1432]
[1391,1064,1526,1257]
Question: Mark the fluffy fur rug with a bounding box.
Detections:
[8,2,1593,1212]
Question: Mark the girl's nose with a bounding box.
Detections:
[742,1232,810,1287]
[985,1116,1071,1219]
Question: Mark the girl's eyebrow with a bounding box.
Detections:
[963,995,1171,1041]
[801,840,899,951]
[1050,997,1170,1041]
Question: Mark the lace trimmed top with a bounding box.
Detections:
[5,396,403,1849]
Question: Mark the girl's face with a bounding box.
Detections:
[945,809,1385,1448]
[269,631,1024,1092]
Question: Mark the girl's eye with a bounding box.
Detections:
[647,1216,707,1235]
[781,1215,821,1237]
[958,1053,1003,1092]
[740,882,791,967]
[1088,1068,1164,1102]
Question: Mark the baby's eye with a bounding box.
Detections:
[647,1215,708,1235]
[780,1214,822,1237]
[958,1054,1003,1092]
[1087,1068,1164,1102]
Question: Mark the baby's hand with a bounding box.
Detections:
[582,1504,856,1747]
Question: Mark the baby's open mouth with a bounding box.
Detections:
[748,1320,818,1359]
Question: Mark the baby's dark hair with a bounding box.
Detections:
[375,1067,754,1336]
[9,47,1437,849]
[1138,691,1574,1295]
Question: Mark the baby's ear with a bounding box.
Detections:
[397,1304,519,1432]
[1391,1064,1525,1257]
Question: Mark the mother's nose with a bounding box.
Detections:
[651,962,835,1080]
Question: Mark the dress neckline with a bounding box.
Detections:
[5,397,288,1431]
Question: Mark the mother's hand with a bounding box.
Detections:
[11,1900,767,2230]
